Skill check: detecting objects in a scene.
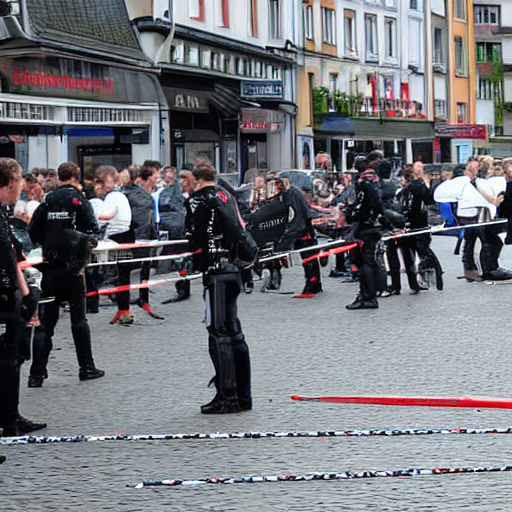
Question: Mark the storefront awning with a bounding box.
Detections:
[351,118,435,139]
[316,115,356,135]
[208,84,259,118]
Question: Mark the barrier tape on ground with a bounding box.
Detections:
[3,426,512,445]
[133,464,512,488]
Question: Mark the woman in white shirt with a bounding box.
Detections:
[94,165,134,325]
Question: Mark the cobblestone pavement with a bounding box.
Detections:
[3,235,512,511]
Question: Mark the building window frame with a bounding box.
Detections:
[474,5,499,26]
[433,27,443,64]
[322,7,336,46]
[365,13,378,62]
[454,36,467,76]
[456,102,466,123]
[269,0,281,39]
[344,9,357,56]
[215,0,230,28]
[304,4,313,41]
[190,0,205,22]
[454,0,466,20]
[385,17,397,60]
[248,0,258,37]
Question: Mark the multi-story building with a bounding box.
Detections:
[127,0,301,183]
[473,0,512,157]
[0,0,165,176]
[432,0,480,163]
[297,0,436,173]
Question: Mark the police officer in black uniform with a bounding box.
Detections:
[188,159,254,414]
[346,167,385,309]
[0,157,46,436]
[247,176,322,297]
[29,161,104,386]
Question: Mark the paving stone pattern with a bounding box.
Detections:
[2,236,512,511]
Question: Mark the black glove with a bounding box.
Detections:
[20,287,40,322]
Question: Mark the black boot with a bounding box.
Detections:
[201,393,241,414]
[2,414,47,436]
[79,367,105,381]
[346,296,378,310]
[162,280,190,304]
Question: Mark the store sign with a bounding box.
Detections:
[241,80,283,98]
[435,124,487,140]
[0,56,162,104]
[240,108,284,133]
[163,87,210,113]
[13,69,115,94]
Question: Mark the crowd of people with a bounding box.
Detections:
[2,150,512,442]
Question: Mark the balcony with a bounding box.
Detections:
[312,88,425,125]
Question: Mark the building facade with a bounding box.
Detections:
[0,0,165,178]
[127,0,301,184]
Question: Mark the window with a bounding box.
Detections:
[385,17,397,59]
[304,4,313,40]
[186,45,199,66]
[410,0,418,9]
[322,7,336,46]
[454,0,466,20]
[365,14,378,61]
[269,0,281,39]
[329,73,338,111]
[434,99,446,118]
[215,0,229,28]
[474,5,499,25]
[344,10,356,55]
[454,36,466,75]
[478,78,501,100]
[456,102,466,123]
[248,0,258,37]
[409,18,421,66]
[433,28,443,64]
[476,42,502,62]
[189,0,205,21]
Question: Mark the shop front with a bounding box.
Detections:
[0,54,166,177]
[314,115,435,173]
[434,124,488,163]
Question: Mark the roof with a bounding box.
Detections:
[25,0,146,62]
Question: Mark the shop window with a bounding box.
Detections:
[322,7,336,46]
[190,0,205,22]
[304,4,313,40]
[344,10,357,56]
[365,14,378,62]
[474,5,499,26]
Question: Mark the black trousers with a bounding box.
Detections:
[0,313,22,429]
[295,235,322,293]
[30,267,96,377]
[386,239,420,292]
[109,231,135,311]
[352,230,381,301]
[204,270,251,407]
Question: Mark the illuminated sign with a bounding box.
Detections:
[435,124,487,140]
[241,80,283,98]
[13,70,115,94]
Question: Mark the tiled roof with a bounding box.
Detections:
[25,0,143,58]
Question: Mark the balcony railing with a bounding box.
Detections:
[312,88,425,124]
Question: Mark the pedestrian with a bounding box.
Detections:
[188,159,254,414]
[0,157,46,434]
[94,165,134,325]
[121,165,164,319]
[28,161,105,386]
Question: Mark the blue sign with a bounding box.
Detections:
[241,80,283,98]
